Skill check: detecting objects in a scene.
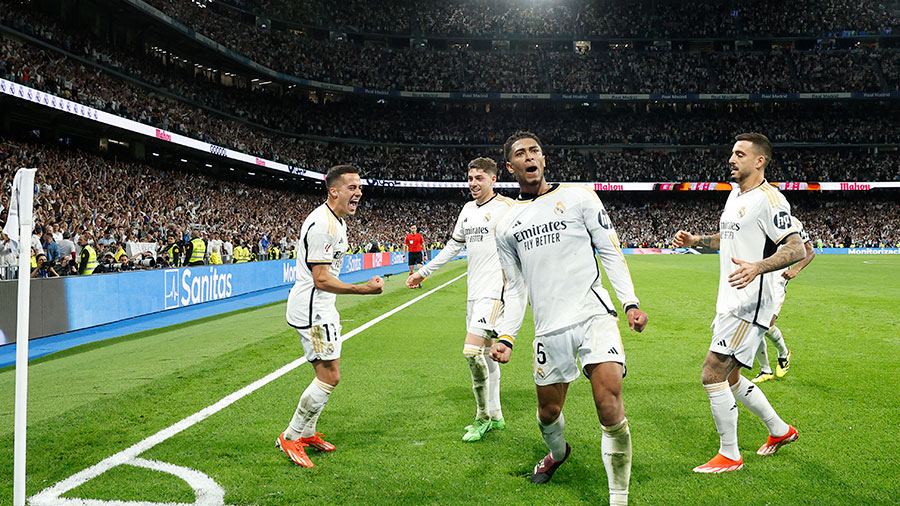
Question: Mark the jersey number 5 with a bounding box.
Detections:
[536,342,547,364]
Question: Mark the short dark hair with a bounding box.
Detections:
[503,131,543,162]
[734,133,773,168]
[467,157,498,176]
[326,165,359,189]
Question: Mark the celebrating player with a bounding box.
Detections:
[673,133,805,473]
[407,157,519,442]
[404,225,425,287]
[491,131,648,505]
[750,216,816,383]
[277,165,384,468]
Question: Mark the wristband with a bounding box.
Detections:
[624,303,640,313]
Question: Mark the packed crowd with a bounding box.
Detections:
[226,0,897,38]
[3,31,899,184]
[3,138,896,281]
[608,194,900,249]
[117,0,898,95]
[0,138,462,278]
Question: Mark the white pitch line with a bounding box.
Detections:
[30,273,466,504]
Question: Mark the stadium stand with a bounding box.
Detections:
[1,0,898,282]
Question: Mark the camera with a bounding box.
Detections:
[134,257,156,268]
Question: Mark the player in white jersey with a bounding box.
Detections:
[490,131,648,505]
[277,165,384,468]
[750,216,816,383]
[673,133,806,473]
[407,157,519,442]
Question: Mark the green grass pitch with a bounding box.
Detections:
[2,255,899,505]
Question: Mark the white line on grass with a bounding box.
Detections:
[29,273,467,506]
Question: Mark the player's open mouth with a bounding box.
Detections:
[348,199,359,210]
[525,164,538,173]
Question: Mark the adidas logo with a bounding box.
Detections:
[477,317,487,324]
[314,314,322,321]
[745,385,755,396]
[730,404,737,411]
[717,340,727,347]
[512,220,522,228]
[608,347,619,355]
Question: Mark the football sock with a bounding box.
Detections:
[704,381,740,461]
[602,418,631,506]
[731,376,790,437]
[766,326,789,358]
[286,378,334,440]
[538,412,567,461]
[464,344,489,420]
[483,347,503,420]
[755,339,773,374]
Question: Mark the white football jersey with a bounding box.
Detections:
[495,184,639,338]
[286,203,348,328]
[418,193,514,300]
[716,181,800,327]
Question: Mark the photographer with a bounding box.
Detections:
[57,255,79,276]
[31,253,59,278]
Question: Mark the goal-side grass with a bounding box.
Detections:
[1,255,899,505]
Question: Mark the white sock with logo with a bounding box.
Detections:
[464,344,489,420]
[285,378,334,440]
[538,412,567,461]
[704,381,740,460]
[483,347,502,420]
[602,418,631,506]
[766,326,789,358]
[755,339,773,375]
[731,376,789,437]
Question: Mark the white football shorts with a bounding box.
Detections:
[709,314,765,368]
[296,322,342,362]
[466,297,503,338]
[532,314,624,386]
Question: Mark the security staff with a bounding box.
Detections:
[165,235,183,267]
[77,235,98,275]
[184,229,206,266]
[269,245,280,260]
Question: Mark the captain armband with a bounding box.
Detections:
[497,335,515,349]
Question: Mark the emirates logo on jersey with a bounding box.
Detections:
[554,201,566,215]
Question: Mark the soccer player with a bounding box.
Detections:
[490,131,648,505]
[673,133,805,473]
[404,225,425,287]
[750,216,816,383]
[278,165,384,468]
[406,157,518,442]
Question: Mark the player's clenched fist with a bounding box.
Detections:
[406,272,424,289]
[366,276,384,294]
[490,342,511,363]
[626,307,649,332]
[672,230,697,248]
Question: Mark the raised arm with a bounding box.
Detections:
[312,264,383,295]
[673,230,720,250]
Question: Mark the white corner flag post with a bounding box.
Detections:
[5,168,37,506]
